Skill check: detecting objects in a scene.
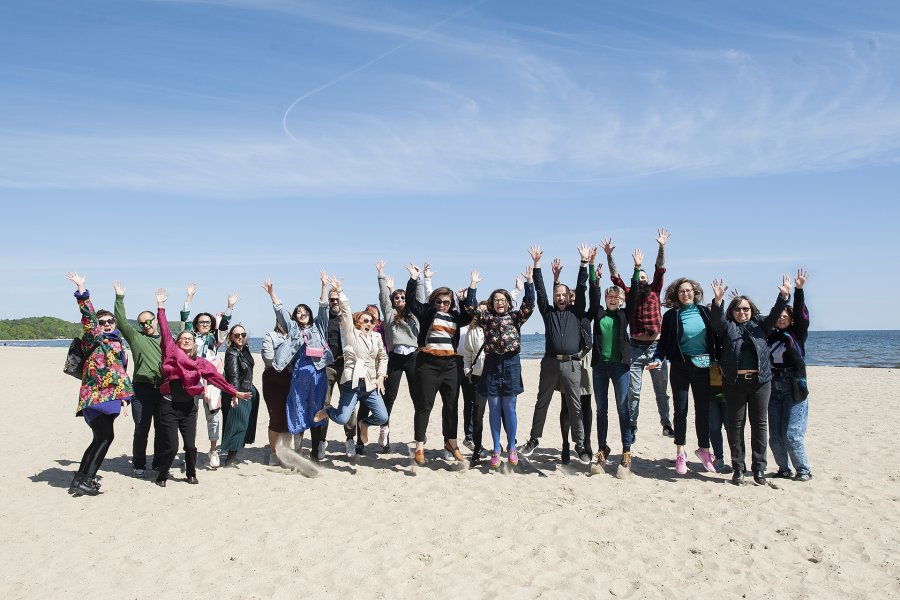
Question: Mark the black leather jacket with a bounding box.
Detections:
[710,293,789,385]
[225,345,255,393]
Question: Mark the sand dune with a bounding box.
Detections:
[2,346,898,599]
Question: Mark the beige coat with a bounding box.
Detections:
[338,292,387,391]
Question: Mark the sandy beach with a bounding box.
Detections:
[2,346,898,599]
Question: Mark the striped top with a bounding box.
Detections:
[421,311,459,356]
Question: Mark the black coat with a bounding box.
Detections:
[710,293,789,385]
[587,272,634,365]
[653,303,717,365]
[224,345,255,393]
[405,278,475,350]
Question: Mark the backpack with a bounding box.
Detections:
[63,336,100,379]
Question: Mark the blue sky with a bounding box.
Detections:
[1,0,898,334]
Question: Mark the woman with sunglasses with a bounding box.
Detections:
[180,283,239,468]
[264,273,334,461]
[467,267,535,469]
[648,277,717,476]
[220,324,259,466]
[313,277,389,447]
[65,272,134,496]
[710,277,790,486]
[405,264,477,465]
[154,289,250,487]
[768,269,812,482]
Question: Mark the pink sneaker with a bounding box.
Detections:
[508,450,519,466]
[695,448,716,473]
[490,452,501,469]
[675,451,688,475]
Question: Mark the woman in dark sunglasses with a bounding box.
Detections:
[65,272,134,496]
[710,277,790,486]
[404,263,477,465]
[220,325,259,466]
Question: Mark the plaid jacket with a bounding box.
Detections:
[610,266,665,337]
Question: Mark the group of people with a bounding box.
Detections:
[64,228,812,495]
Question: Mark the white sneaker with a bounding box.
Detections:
[345,439,356,457]
[208,450,220,468]
[378,425,390,447]
[293,433,304,452]
[317,443,326,461]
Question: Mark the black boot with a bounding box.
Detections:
[223,451,238,467]
[731,467,745,486]
[69,473,100,496]
[561,444,571,465]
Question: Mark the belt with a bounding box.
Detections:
[735,372,758,380]
[553,354,581,362]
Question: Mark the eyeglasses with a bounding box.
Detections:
[98,318,115,326]
[197,320,212,325]
[232,332,247,338]
[359,318,373,324]
[733,307,752,313]
[434,299,451,306]
[677,289,694,295]
[139,319,154,327]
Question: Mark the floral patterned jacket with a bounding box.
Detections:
[75,290,134,416]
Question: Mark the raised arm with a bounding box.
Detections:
[67,272,99,341]
[793,268,810,343]
[377,260,395,320]
[602,237,626,286]
[762,275,792,333]
[316,270,331,326]
[113,280,137,343]
[514,266,536,325]
[655,227,670,269]
[331,277,354,341]
[263,279,292,333]
[709,278,729,336]
[529,245,549,315]
[156,288,173,351]
[574,252,588,316]
[405,263,427,319]
[180,283,196,332]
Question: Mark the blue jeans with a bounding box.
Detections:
[708,399,728,460]
[487,395,517,452]
[768,373,811,475]
[327,380,389,427]
[628,341,672,430]
[593,361,633,451]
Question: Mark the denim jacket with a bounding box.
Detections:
[272,302,334,372]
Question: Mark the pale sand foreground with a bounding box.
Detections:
[1,347,899,599]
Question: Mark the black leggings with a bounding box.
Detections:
[79,413,117,478]
[560,394,593,453]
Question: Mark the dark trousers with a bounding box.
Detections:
[725,379,771,472]
[560,395,593,454]
[669,361,712,448]
[460,361,478,440]
[413,353,459,443]
[156,400,198,482]
[530,356,584,445]
[79,413,117,478]
[131,382,162,470]
[357,351,417,434]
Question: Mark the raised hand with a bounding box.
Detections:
[523,265,534,283]
[778,275,792,298]
[528,245,543,264]
[578,243,592,262]
[711,278,728,302]
[186,283,196,299]
[551,258,563,282]
[515,275,524,291]
[328,275,342,293]
[113,280,125,296]
[66,272,86,292]
[262,279,275,296]
[601,238,615,256]
[376,259,385,275]
[656,227,671,246]
[588,245,598,265]
[319,270,329,288]
[227,293,240,309]
[796,268,808,289]
[424,261,436,279]
[406,263,420,280]
[470,269,482,287]
[156,288,168,306]
[728,288,741,301]
[385,275,395,290]
[633,248,644,267]
[594,262,604,278]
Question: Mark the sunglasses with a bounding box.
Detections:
[98,318,115,326]
[733,307,752,313]
[359,317,373,324]
[232,332,247,338]
[140,319,154,327]
[434,299,451,306]
[393,295,406,300]
[328,298,341,303]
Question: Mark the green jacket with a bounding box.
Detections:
[114,295,163,385]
